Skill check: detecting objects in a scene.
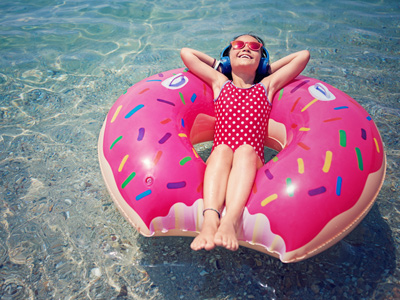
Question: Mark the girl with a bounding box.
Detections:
[181,34,309,251]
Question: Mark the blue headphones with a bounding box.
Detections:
[219,45,270,78]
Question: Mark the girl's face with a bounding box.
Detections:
[229,35,262,73]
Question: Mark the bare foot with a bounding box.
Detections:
[214,219,239,251]
[191,218,219,251]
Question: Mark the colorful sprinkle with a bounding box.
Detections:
[178,133,187,138]
[336,176,342,196]
[374,137,380,153]
[139,88,149,94]
[157,99,175,106]
[137,128,145,141]
[118,155,129,172]
[146,79,162,82]
[323,151,333,173]
[125,104,144,118]
[122,172,136,189]
[298,142,310,150]
[334,106,349,110]
[299,127,310,131]
[355,147,364,171]
[290,97,301,112]
[154,151,162,165]
[181,118,185,128]
[167,182,186,189]
[110,136,122,150]
[191,93,197,103]
[286,178,294,197]
[272,156,279,162]
[135,190,152,201]
[179,156,192,166]
[323,117,342,123]
[265,169,274,180]
[161,118,171,124]
[361,128,367,140]
[301,99,318,112]
[290,80,309,93]
[261,194,278,206]
[297,158,304,174]
[192,148,199,158]
[366,116,372,121]
[111,105,122,123]
[339,130,347,147]
[308,186,326,196]
[278,88,284,100]
[179,92,185,105]
[158,133,172,144]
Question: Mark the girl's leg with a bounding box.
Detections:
[190,144,233,251]
[214,144,260,251]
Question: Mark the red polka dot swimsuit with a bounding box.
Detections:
[213,81,272,164]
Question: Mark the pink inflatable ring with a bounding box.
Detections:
[98,68,386,263]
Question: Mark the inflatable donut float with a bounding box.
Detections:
[98,68,386,263]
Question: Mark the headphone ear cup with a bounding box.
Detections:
[219,45,232,76]
[256,57,270,77]
[219,56,232,75]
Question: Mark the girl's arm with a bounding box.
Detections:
[180,48,227,93]
[262,50,310,100]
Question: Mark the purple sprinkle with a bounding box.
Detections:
[158,133,172,144]
[361,128,367,140]
[167,182,186,189]
[308,186,327,196]
[137,128,145,141]
[290,80,309,93]
[265,169,274,180]
[157,99,175,106]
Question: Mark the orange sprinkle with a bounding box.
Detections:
[291,97,301,112]
[323,117,342,123]
[154,151,162,165]
[298,142,310,150]
[139,88,149,94]
[160,118,171,124]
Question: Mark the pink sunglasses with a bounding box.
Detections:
[230,40,263,51]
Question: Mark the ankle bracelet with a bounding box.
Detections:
[202,208,221,219]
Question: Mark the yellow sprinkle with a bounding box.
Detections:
[322,151,333,173]
[261,194,278,207]
[178,133,187,138]
[192,148,199,158]
[118,155,129,172]
[299,127,310,131]
[111,105,122,123]
[373,137,380,153]
[301,99,318,112]
[297,158,304,174]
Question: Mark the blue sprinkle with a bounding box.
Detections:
[336,176,342,196]
[181,118,185,128]
[334,106,349,110]
[146,79,162,82]
[191,93,197,103]
[125,104,144,118]
[136,190,152,201]
[366,116,372,121]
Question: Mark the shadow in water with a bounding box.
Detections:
[137,202,396,299]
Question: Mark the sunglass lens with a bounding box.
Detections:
[231,41,244,49]
[248,42,261,51]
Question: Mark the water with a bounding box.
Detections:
[0,0,399,299]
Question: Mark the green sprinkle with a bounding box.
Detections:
[339,130,347,147]
[355,147,363,171]
[122,172,136,189]
[286,178,294,197]
[272,156,279,162]
[278,88,284,100]
[179,156,192,166]
[179,92,185,105]
[110,136,122,150]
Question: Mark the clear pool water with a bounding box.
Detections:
[1,0,399,299]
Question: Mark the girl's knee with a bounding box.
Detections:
[207,144,233,165]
